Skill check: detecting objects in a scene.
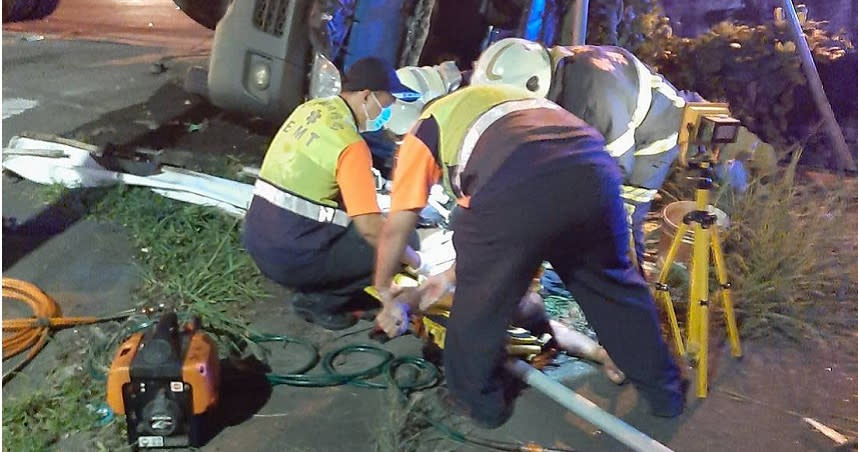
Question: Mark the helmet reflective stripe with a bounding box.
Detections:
[471,38,552,99]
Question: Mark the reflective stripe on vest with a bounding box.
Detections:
[254,179,350,227]
[620,184,658,204]
[628,52,685,157]
[604,50,653,157]
[419,85,535,198]
[549,46,685,159]
[635,132,679,157]
[452,98,563,190]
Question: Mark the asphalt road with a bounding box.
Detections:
[2,0,213,50]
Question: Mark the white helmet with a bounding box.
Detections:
[471,38,552,99]
[386,63,460,136]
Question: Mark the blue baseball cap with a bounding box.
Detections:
[342,57,421,101]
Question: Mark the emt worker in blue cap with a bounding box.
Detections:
[243,57,425,330]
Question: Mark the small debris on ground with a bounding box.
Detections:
[150,62,167,74]
[187,120,208,133]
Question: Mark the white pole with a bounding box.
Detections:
[504,359,674,452]
[781,0,856,171]
[571,0,590,45]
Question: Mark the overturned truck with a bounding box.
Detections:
[175,0,587,121]
[2,0,586,121]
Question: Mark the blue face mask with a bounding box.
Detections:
[363,93,392,132]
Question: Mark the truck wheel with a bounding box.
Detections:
[3,0,58,22]
[4,0,33,22]
[27,0,58,20]
[173,0,231,30]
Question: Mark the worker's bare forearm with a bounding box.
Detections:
[352,212,385,248]
[352,212,419,269]
[438,265,456,284]
[374,210,419,298]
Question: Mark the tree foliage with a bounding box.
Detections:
[586,0,856,164]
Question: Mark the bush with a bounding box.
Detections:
[718,152,858,340]
[586,1,856,166]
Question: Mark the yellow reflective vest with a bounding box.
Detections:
[259,96,362,208]
[418,85,544,198]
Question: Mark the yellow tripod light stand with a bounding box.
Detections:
[655,102,743,398]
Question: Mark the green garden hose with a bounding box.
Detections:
[93,315,574,451]
[251,333,438,390]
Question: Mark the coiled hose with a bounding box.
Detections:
[2,278,99,382]
[2,278,131,383]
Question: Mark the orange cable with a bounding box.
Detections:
[2,278,99,382]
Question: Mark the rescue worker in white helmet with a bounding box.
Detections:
[374,84,685,427]
[383,60,630,388]
[380,61,625,384]
[469,37,690,271]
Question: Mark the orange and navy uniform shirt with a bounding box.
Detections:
[336,141,381,217]
[243,138,380,264]
[390,109,610,215]
[390,117,444,213]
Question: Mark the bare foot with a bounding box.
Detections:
[594,346,626,385]
[549,320,626,384]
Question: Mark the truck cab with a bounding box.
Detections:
[176,0,581,122]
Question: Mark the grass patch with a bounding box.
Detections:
[656,151,857,342]
[2,367,128,452]
[719,152,858,340]
[27,182,71,206]
[90,185,269,355]
[375,388,470,452]
[3,182,271,449]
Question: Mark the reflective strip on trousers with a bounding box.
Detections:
[455,98,563,188]
[621,185,658,204]
[253,179,350,227]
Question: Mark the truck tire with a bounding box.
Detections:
[173,0,231,30]
[3,0,58,22]
[28,0,57,19]
[4,0,33,22]
[2,0,13,22]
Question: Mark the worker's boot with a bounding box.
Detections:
[291,292,357,331]
[437,384,516,430]
[647,377,688,418]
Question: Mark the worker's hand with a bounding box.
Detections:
[418,272,455,311]
[375,281,407,306]
[376,302,410,337]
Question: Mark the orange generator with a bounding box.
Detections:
[107,312,220,448]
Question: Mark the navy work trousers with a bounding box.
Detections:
[445,159,682,426]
